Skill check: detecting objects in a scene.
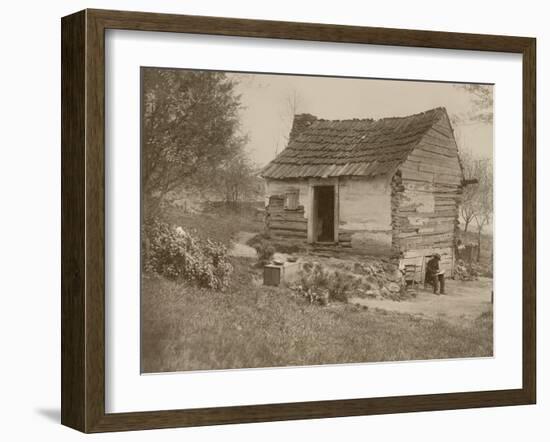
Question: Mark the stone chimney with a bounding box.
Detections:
[289,113,317,140]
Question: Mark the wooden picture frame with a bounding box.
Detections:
[61,9,536,433]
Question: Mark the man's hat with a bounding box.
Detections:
[433,253,441,259]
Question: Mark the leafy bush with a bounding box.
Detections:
[296,263,360,305]
[143,219,233,290]
[252,241,275,266]
[296,263,329,305]
[247,232,275,265]
[328,271,360,303]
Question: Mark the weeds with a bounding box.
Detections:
[142,264,494,373]
[248,233,276,266]
[295,263,361,305]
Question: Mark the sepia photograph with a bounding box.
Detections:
[140,67,494,374]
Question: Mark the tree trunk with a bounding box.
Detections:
[143,192,163,220]
[463,219,470,233]
[477,228,482,262]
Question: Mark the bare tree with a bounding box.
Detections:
[215,152,262,204]
[458,154,493,258]
[453,84,494,260]
[471,158,493,260]
[279,89,302,144]
[266,89,304,162]
[458,150,477,233]
[454,84,493,124]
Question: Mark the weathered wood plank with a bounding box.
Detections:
[400,168,433,182]
[338,232,353,240]
[422,128,458,147]
[435,205,457,212]
[407,236,455,246]
[434,182,462,190]
[404,161,461,178]
[435,175,461,185]
[268,206,305,214]
[268,221,307,231]
[400,167,461,185]
[397,212,457,220]
[435,198,458,204]
[417,144,457,158]
[408,151,460,168]
[403,246,453,259]
[418,164,462,178]
[270,228,307,238]
[269,214,307,222]
[398,226,455,238]
[434,192,461,198]
[398,220,456,231]
[400,186,461,197]
[432,117,454,136]
[400,241,455,250]
[431,123,454,140]
[401,181,433,192]
[401,231,454,243]
[406,157,461,174]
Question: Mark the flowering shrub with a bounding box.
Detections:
[143,219,233,290]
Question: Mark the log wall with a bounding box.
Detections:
[264,179,310,217]
[264,179,308,240]
[265,194,307,240]
[393,114,463,277]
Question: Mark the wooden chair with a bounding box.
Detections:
[404,264,420,290]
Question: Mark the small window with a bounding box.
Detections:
[284,190,299,210]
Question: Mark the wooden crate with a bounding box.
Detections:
[263,262,301,287]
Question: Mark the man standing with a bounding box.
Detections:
[426,253,445,295]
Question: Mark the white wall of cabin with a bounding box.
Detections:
[338,176,392,231]
[265,175,393,255]
[338,176,393,254]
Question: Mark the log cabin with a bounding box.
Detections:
[260,107,466,279]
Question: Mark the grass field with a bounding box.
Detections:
[159,202,264,247]
[141,204,493,373]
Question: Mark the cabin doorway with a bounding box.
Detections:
[313,185,335,242]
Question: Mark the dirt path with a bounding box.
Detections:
[349,278,493,323]
[229,231,257,258]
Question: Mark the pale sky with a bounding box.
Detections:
[228,72,493,168]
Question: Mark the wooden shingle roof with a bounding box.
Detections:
[261,107,448,179]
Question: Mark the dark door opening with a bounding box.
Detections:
[314,186,335,242]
